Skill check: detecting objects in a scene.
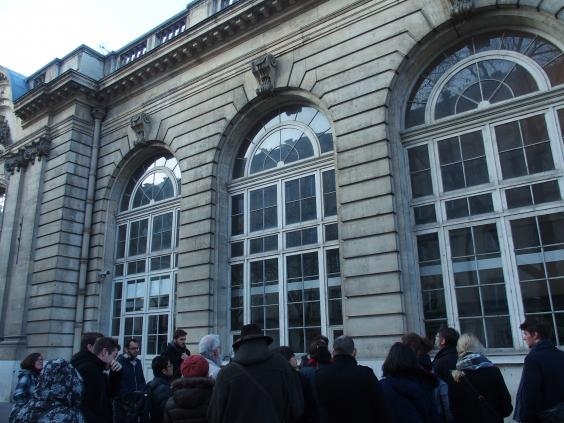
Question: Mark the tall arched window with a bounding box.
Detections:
[403,31,564,348]
[110,154,181,356]
[228,105,343,352]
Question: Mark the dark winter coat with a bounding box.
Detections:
[117,353,146,395]
[207,338,304,423]
[12,358,85,423]
[147,375,173,423]
[314,354,392,423]
[162,342,191,380]
[449,366,512,423]
[432,346,458,383]
[297,372,322,423]
[514,339,564,423]
[380,370,439,423]
[163,377,214,423]
[71,350,121,423]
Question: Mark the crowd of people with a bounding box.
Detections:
[8,317,564,423]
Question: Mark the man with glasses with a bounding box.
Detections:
[114,338,147,423]
[146,355,174,423]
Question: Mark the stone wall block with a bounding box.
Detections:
[340,215,396,240]
[344,273,401,296]
[342,252,399,277]
[337,142,389,170]
[338,159,391,187]
[339,177,392,204]
[333,108,386,135]
[340,196,394,221]
[342,233,398,258]
[345,315,405,337]
[346,293,403,316]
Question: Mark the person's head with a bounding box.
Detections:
[382,342,419,377]
[92,337,120,365]
[199,334,221,365]
[80,332,104,353]
[21,352,43,373]
[402,332,433,355]
[401,332,433,371]
[276,346,298,369]
[332,335,355,357]
[435,327,460,349]
[181,354,209,378]
[520,317,552,348]
[232,323,273,351]
[456,333,485,357]
[309,339,332,364]
[173,329,188,349]
[124,338,140,359]
[152,355,173,379]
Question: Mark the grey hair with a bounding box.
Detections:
[456,333,485,357]
[333,335,355,356]
[199,334,221,355]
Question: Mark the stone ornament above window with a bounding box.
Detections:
[130,112,152,145]
[450,0,474,20]
[251,53,277,96]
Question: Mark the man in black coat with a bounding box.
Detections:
[314,335,391,423]
[161,328,190,380]
[146,355,174,423]
[72,336,122,423]
[432,326,460,382]
[514,317,564,423]
[207,323,304,423]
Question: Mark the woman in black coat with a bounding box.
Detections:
[380,342,439,423]
[449,333,512,423]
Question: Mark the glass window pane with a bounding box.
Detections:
[507,186,533,209]
[446,198,469,219]
[414,204,436,224]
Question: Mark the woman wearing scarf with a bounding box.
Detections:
[449,333,512,423]
[12,357,85,423]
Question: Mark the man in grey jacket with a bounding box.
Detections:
[208,323,304,423]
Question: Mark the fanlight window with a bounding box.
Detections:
[120,155,181,211]
[233,106,333,178]
[406,31,564,127]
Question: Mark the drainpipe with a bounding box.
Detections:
[73,107,105,353]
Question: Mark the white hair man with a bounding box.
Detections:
[198,334,222,379]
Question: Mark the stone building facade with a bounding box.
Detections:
[1,0,564,402]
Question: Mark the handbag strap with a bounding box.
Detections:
[230,361,274,402]
[462,376,500,419]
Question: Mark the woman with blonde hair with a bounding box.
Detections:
[449,333,512,423]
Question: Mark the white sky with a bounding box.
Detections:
[1,0,192,76]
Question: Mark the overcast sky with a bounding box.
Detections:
[1,0,191,76]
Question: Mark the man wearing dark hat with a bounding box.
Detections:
[207,323,304,423]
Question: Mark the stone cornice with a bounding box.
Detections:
[15,71,98,122]
[14,0,315,121]
[3,136,51,174]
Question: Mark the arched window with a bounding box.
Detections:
[403,31,564,348]
[110,154,181,357]
[228,105,343,352]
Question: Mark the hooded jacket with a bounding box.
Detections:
[163,377,214,423]
[12,358,85,423]
[207,338,304,423]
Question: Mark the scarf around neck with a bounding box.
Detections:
[456,353,493,371]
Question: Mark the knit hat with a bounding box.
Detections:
[180,354,209,378]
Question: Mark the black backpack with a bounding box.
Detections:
[119,389,150,423]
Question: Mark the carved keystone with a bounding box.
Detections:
[251,53,277,96]
[130,112,152,145]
